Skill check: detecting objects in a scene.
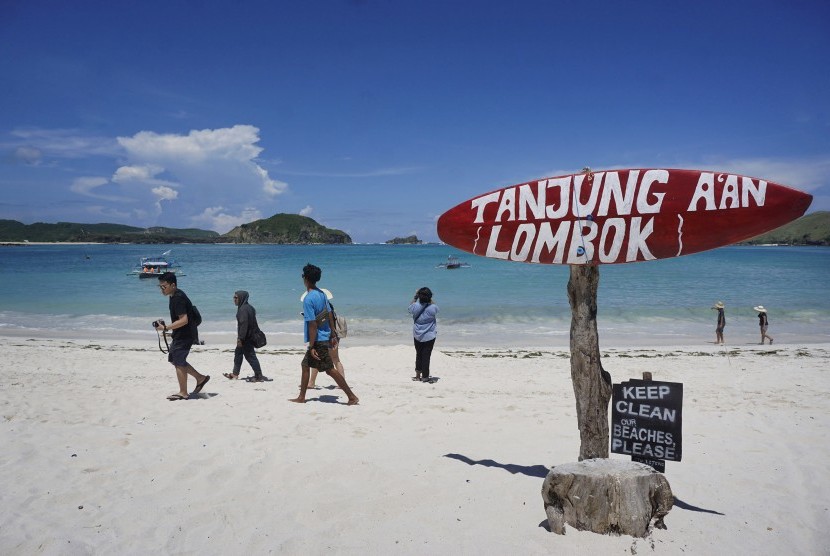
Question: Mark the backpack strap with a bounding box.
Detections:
[413,302,429,322]
[312,289,332,327]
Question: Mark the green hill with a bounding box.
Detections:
[222,213,352,244]
[744,211,830,246]
[0,220,219,243]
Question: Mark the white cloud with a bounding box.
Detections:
[708,156,830,194]
[544,156,830,195]
[152,185,178,201]
[70,176,108,195]
[151,185,179,215]
[112,164,164,183]
[114,125,287,225]
[14,146,42,165]
[7,128,119,158]
[69,176,136,203]
[256,165,288,197]
[277,166,419,178]
[118,125,264,163]
[190,206,263,234]
[299,205,313,216]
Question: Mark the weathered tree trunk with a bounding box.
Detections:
[542,459,673,536]
[568,264,612,460]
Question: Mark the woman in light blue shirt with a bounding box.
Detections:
[408,287,439,383]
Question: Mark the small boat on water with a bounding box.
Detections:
[436,255,470,269]
[128,250,185,278]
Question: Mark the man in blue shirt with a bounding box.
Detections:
[290,264,359,405]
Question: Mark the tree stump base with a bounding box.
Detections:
[541,459,673,537]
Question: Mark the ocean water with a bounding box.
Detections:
[0,243,828,347]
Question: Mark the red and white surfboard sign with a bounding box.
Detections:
[437,169,812,265]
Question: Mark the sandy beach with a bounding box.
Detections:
[1,336,828,554]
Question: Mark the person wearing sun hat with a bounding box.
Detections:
[711,301,726,344]
[754,305,774,345]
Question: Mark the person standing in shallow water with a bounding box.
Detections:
[712,301,726,344]
[755,305,774,345]
[224,290,264,382]
[290,264,358,405]
[409,287,439,383]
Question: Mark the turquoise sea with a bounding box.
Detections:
[0,243,828,347]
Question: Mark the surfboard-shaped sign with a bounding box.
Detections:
[437,169,812,265]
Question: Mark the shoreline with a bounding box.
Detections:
[1,324,827,350]
[5,237,827,247]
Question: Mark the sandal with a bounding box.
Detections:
[167,393,188,401]
[223,373,238,380]
[193,375,210,393]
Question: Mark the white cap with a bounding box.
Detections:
[300,288,333,302]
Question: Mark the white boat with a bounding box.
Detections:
[128,250,185,278]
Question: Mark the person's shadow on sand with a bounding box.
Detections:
[311,394,351,405]
[671,497,724,515]
[187,393,218,400]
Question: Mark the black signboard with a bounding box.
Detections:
[631,455,666,473]
[611,379,683,463]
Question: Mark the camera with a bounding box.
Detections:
[152,319,165,329]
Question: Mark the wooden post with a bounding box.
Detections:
[568,263,612,460]
[565,167,612,460]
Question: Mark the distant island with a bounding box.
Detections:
[385,235,422,244]
[743,211,829,246]
[224,213,351,244]
[0,220,219,243]
[0,214,352,244]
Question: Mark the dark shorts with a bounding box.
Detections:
[168,338,193,367]
[302,342,334,372]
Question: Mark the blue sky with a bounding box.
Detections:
[1,0,828,242]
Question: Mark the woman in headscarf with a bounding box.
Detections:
[224,290,265,381]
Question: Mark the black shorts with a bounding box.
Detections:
[302,342,334,372]
[168,338,193,367]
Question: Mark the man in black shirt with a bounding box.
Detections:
[155,272,210,400]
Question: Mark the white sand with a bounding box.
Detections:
[1,337,828,554]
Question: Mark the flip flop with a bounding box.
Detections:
[193,375,211,393]
[223,373,238,380]
[167,394,187,401]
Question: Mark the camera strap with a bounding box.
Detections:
[157,329,170,354]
